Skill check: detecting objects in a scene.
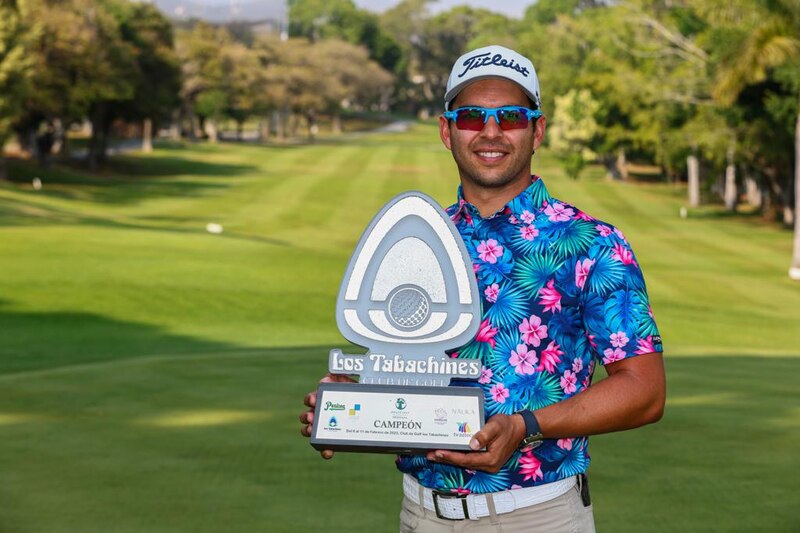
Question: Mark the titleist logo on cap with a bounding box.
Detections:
[457,52,530,78]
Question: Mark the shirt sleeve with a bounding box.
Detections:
[580,228,663,366]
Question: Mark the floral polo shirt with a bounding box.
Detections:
[395,175,663,494]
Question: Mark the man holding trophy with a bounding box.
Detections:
[300,45,666,532]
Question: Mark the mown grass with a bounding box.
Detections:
[0,122,798,532]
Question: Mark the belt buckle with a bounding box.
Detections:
[431,489,469,520]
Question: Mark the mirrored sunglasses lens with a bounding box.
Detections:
[498,109,529,130]
[455,109,486,130]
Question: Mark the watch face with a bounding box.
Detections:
[519,433,544,452]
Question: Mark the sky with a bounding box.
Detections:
[353,0,530,18]
[183,0,531,19]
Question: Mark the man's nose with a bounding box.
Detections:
[479,116,503,138]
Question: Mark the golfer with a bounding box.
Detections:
[301,44,666,532]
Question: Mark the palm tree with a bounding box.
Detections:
[712,0,800,280]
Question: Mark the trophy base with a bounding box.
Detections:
[310,382,485,454]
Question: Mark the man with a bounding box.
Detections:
[300,45,665,532]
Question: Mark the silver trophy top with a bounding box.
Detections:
[331,191,482,386]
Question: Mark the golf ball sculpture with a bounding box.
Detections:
[388,286,431,329]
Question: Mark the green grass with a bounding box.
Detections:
[0,123,798,532]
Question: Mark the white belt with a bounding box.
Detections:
[403,473,576,521]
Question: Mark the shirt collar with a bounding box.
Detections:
[454,175,552,223]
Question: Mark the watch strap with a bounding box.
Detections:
[517,409,541,436]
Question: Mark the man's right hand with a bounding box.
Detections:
[299,373,356,460]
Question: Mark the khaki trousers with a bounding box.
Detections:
[399,482,595,533]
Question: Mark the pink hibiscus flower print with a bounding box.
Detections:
[521,210,535,224]
[476,319,498,349]
[477,239,504,264]
[557,438,574,450]
[596,224,613,237]
[509,215,520,224]
[614,227,627,242]
[520,225,539,241]
[610,331,629,348]
[575,258,595,289]
[484,283,500,303]
[519,315,548,347]
[572,357,583,373]
[575,211,593,221]
[544,202,575,222]
[560,370,577,394]
[603,347,626,364]
[519,452,543,481]
[540,341,564,373]
[539,279,562,313]
[611,242,636,266]
[636,336,656,354]
[490,383,509,403]
[510,344,538,375]
[478,366,493,384]
[473,263,481,274]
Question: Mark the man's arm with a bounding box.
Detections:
[426,352,666,473]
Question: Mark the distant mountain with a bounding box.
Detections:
[147,0,286,23]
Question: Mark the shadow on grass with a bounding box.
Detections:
[3,152,257,207]
[0,300,247,376]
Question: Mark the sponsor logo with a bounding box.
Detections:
[434,407,448,425]
[395,398,407,410]
[324,401,346,411]
[450,408,476,416]
[348,404,361,417]
[328,416,338,428]
[456,422,471,434]
[457,52,530,79]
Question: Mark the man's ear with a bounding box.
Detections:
[439,115,452,150]
[532,115,546,153]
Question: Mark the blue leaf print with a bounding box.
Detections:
[604,289,643,335]
[507,371,562,410]
[586,245,626,297]
[485,284,530,328]
[466,469,512,493]
[513,253,563,297]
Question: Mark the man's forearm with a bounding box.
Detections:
[533,352,665,439]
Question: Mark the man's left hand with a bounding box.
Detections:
[425,413,526,473]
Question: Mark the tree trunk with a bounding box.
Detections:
[0,156,7,180]
[142,118,153,153]
[88,104,109,171]
[332,112,342,134]
[724,143,737,211]
[259,117,270,141]
[617,148,628,180]
[687,153,700,208]
[744,171,761,208]
[789,105,800,280]
[236,120,243,141]
[205,118,218,143]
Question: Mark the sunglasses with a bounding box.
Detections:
[443,106,543,131]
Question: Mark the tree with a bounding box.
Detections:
[549,89,600,179]
[113,1,181,153]
[0,0,34,178]
[709,0,800,278]
[288,0,402,73]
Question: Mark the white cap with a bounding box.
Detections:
[444,45,541,111]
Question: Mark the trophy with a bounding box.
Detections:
[310,192,484,454]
